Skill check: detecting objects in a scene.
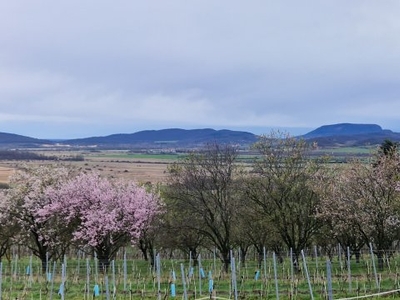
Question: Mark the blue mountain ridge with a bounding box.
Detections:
[0,123,399,148]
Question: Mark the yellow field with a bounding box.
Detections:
[0,150,174,185]
[0,166,14,183]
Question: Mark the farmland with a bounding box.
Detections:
[0,141,399,300]
[0,146,376,185]
[0,150,180,185]
[1,247,400,299]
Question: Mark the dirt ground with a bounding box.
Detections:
[0,151,172,185]
[0,166,14,183]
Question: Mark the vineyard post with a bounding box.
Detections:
[198,254,202,296]
[111,260,116,296]
[347,246,352,292]
[213,248,216,275]
[28,255,33,287]
[94,252,98,285]
[290,248,294,298]
[85,258,90,300]
[326,260,333,300]
[301,249,314,300]
[156,253,161,300]
[123,251,127,292]
[49,261,56,300]
[263,247,267,283]
[105,275,110,300]
[60,263,66,300]
[0,262,2,300]
[180,263,187,300]
[273,252,279,300]
[314,245,319,277]
[369,243,380,291]
[230,250,238,300]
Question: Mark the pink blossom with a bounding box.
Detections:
[40,172,162,249]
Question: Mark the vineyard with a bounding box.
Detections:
[1,246,400,299]
[0,137,399,300]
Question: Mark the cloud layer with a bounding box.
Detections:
[1,1,399,138]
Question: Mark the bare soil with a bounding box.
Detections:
[0,150,173,184]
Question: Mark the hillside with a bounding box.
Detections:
[0,124,399,149]
[303,123,384,138]
[0,132,52,148]
[301,123,400,147]
[62,128,258,149]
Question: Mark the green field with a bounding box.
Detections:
[90,153,183,161]
[316,146,376,155]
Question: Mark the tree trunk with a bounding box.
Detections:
[240,246,248,264]
[97,253,111,273]
[138,239,149,261]
[354,250,361,263]
[95,245,112,273]
[291,252,301,273]
[146,240,155,268]
[221,250,230,273]
[0,241,10,263]
[138,238,154,267]
[41,256,48,274]
[257,251,263,269]
[38,248,50,274]
[377,252,385,271]
[188,247,198,266]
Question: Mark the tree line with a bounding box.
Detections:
[0,150,84,161]
[162,134,400,272]
[0,134,399,273]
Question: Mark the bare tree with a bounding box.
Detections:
[246,132,324,269]
[235,200,281,267]
[165,143,245,272]
[158,209,205,263]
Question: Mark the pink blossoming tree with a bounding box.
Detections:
[0,190,18,262]
[40,172,162,270]
[317,148,400,270]
[0,165,73,271]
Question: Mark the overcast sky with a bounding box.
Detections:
[1,1,400,139]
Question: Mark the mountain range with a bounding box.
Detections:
[0,123,399,149]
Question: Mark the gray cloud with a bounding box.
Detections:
[0,0,399,138]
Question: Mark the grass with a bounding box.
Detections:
[2,249,400,299]
[317,146,375,154]
[92,153,183,160]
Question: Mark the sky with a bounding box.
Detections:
[1,1,400,139]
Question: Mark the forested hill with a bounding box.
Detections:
[301,123,400,147]
[0,132,52,147]
[63,128,258,148]
[1,124,400,149]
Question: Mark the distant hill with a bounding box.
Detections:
[301,123,400,147]
[303,123,384,138]
[0,132,52,148]
[1,124,400,149]
[62,128,258,149]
